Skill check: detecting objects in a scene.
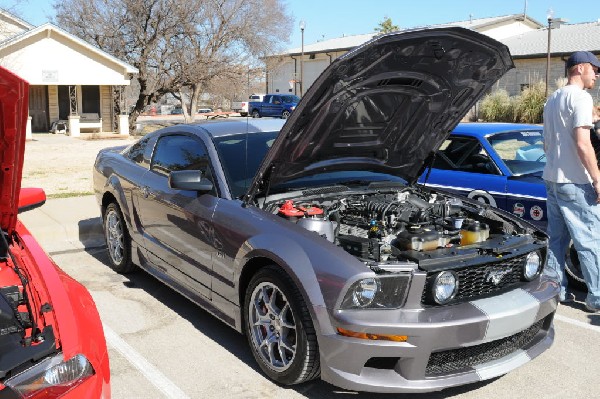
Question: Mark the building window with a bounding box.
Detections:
[81,85,100,114]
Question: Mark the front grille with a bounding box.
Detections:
[422,254,527,305]
[426,318,545,375]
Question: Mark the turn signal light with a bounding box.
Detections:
[337,327,408,342]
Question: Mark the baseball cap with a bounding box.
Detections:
[566,51,600,69]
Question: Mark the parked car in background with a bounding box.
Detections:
[232,93,264,117]
[170,107,183,115]
[0,67,110,398]
[197,108,213,114]
[418,123,547,228]
[418,122,585,289]
[93,28,558,393]
[249,94,299,119]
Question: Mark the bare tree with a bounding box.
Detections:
[165,0,291,122]
[54,0,292,128]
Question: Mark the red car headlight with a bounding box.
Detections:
[4,353,94,399]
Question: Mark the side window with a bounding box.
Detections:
[125,136,151,166]
[151,135,211,177]
[434,137,498,175]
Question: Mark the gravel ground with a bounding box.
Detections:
[23,133,137,197]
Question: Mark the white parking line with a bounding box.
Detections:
[103,324,191,399]
[555,314,600,333]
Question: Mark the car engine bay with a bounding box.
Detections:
[266,185,545,273]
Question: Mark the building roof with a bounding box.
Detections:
[283,14,544,56]
[0,8,34,31]
[0,23,138,74]
[501,21,600,57]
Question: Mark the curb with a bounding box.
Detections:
[20,196,105,253]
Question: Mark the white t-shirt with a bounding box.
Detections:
[542,84,594,183]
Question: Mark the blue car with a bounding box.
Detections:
[418,122,587,288]
[419,122,546,228]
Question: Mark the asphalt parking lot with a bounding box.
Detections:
[19,195,600,399]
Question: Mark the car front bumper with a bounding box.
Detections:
[317,277,558,393]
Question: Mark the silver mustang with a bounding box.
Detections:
[93,27,559,393]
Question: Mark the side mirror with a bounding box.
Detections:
[169,170,213,192]
[18,188,46,213]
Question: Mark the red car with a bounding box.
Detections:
[0,67,110,397]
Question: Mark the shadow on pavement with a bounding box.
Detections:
[85,246,502,399]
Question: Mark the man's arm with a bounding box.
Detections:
[575,126,600,202]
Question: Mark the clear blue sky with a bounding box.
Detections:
[4,0,600,49]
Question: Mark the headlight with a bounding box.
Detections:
[4,353,94,398]
[432,271,459,305]
[340,274,411,309]
[523,251,542,281]
[352,278,378,307]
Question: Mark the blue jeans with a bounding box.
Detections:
[544,181,600,308]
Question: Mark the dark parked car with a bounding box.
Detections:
[1,67,110,397]
[93,28,558,393]
[418,123,585,289]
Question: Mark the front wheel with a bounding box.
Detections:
[103,202,135,273]
[252,110,261,118]
[281,110,291,119]
[244,265,320,385]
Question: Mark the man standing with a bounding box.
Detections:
[543,51,600,312]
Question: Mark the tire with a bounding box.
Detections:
[281,110,291,119]
[565,242,588,292]
[252,110,261,118]
[240,112,248,117]
[103,202,135,273]
[244,265,320,385]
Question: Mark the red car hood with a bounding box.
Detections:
[0,66,28,234]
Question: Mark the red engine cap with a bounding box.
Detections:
[277,200,324,218]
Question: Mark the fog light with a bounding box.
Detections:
[523,251,541,281]
[433,271,458,305]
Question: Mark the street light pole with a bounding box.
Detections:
[300,20,305,97]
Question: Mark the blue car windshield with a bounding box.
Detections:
[486,130,545,175]
[281,95,300,103]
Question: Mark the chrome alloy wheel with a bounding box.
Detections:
[248,282,297,372]
[105,208,125,265]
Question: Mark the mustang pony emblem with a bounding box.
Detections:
[486,269,511,285]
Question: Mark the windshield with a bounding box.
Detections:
[272,171,407,192]
[214,131,278,198]
[486,130,545,175]
[281,95,300,103]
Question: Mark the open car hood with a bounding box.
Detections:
[0,66,28,233]
[246,27,513,201]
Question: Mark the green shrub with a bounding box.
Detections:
[479,89,514,122]
[514,81,546,124]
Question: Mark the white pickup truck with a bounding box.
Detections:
[231,93,264,117]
